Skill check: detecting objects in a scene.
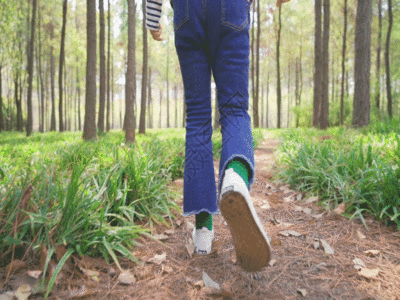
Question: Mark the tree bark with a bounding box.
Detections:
[174,85,178,128]
[313,0,322,127]
[83,0,97,140]
[276,6,282,128]
[266,71,269,128]
[251,2,255,120]
[37,8,45,133]
[167,45,170,128]
[26,0,37,136]
[106,0,111,132]
[125,0,136,142]
[159,88,162,128]
[58,0,67,132]
[340,0,347,125]
[148,66,153,129]
[352,0,372,127]
[139,0,148,134]
[254,0,260,128]
[15,74,23,131]
[0,66,3,132]
[320,0,330,129]
[385,0,392,118]
[374,0,382,110]
[50,23,56,131]
[98,0,106,133]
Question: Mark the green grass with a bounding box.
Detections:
[275,123,400,231]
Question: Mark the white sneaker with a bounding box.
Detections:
[192,227,214,255]
[219,168,272,272]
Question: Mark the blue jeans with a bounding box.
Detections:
[173,0,255,216]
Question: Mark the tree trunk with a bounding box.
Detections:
[125,0,136,142]
[15,74,23,131]
[320,0,330,129]
[38,9,45,133]
[374,0,382,110]
[26,0,37,136]
[174,85,178,128]
[287,61,291,128]
[251,2,255,120]
[97,0,106,133]
[276,6,282,128]
[167,46,170,128]
[295,58,299,127]
[139,0,148,134]
[352,0,372,127]
[254,0,260,128]
[106,0,111,132]
[385,0,392,118]
[159,88,162,128]
[266,71,269,128]
[58,0,67,132]
[83,0,97,140]
[50,23,56,131]
[148,66,152,129]
[340,0,347,125]
[313,0,322,127]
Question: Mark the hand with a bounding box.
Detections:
[150,23,163,41]
[276,0,290,7]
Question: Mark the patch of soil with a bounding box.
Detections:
[1,138,400,299]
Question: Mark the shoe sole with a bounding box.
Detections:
[220,190,271,272]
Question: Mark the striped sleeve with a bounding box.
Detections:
[146,0,163,30]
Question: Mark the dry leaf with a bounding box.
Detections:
[357,231,366,239]
[312,212,324,219]
[313,239,320,249]
[304,196,318,204]
[283,195,295,202]
[203,272,220,290]
[315,262,327,270]
[296,194,303,201]
[80,267,100,281]
[297,289,307,297]
[147,252,166,265]
[26,270,42,279]
[364,250,380,257]
[5,260,26,274]
[118,270,136,284]
[260,203,270,210]
[69,286,91,298]
[269,259,277,266]
[278,230,302,237]
[164,229,175,235]
[230,252,237,264]
[295,206,303,212]
[320,239,334,255]
[334,203,346,214]
[194,280,204,288]
[161,264,173,274]
[13,285,32,300]
[279,185,290,191]
[271,238,282,246]
[358,268,380,279]
[353,258,366,270]
[185,238,195,258]
[302,208,312,215]
[176,219,182,227]
[153,233,169,241]
[186,222,195,231]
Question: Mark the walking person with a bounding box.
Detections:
[146,0,289,272]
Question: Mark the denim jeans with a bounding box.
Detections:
[173,0,255,216]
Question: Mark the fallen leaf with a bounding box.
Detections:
[69,286,91,298]
[260,203,270,210]
[14,284,31,300]
[279,185,290,191]
[5,260,26,274]
[304,196,318,204]
[194,280,204,288]
[296,194,303,201]
[357,231,366,239]
[283,195,295,202]
[176,219,182,227]
[26,270,42,279]
[147,252,166,265]
[153,233,169,241]
[161,264,173,274]
[80,267,100,281]
[364,250,380,257]
[271,238,282,246]
[297,289,307,297]
[118,270,136,284]
[280,222,293,227]
[269,259,277,266]
[294,206,303,212]
[185,238,195,258]
[312,212,324,219]
[353,258,366,270]
[358,268,380,279]
[164,229,175,235]
[314,262,327,270]
[313,239,320,249]
[186,222,195,231]
[203,272,220,290]
[334,203,346,214]
[278,230,302,237]
[302,208,312,215]
[320,239,334,255]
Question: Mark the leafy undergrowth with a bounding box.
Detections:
[275,123,400,232]
[0,128,264,298]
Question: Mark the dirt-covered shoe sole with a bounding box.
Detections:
[219,169,271,272]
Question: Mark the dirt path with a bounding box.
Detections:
[2,137,400,299]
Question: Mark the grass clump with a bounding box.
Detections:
[275,125,400,231]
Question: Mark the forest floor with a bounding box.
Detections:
[2,136,400,299]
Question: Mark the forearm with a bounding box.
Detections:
[146,0,163,31]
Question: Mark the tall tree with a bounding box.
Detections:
[166,43,170,128]
[83,0,97,140]
[106,0,111,132]
[50,22,56,131]
[313,0,322,127]
[148,67,153,129]
[58,0,67,132]
[139,0,148,134]
[276,6,282,128]
[340,0,348,125]
[98,0,106,133]
[254,0,261,128]
[320,0,330,129]
[352,0,372,127]
[0,65,3,132]
[26,0,37,136]
[124,0,136,142]
[385,0,393,118]
[374,0,382,110]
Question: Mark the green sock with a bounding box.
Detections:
[227,159,249,187]
[195,212,212,230]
